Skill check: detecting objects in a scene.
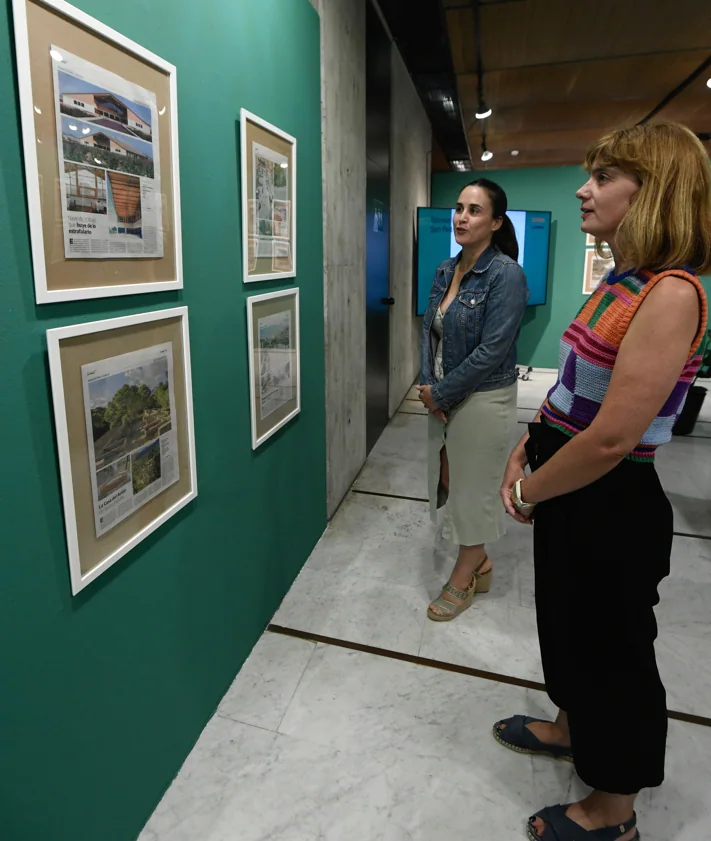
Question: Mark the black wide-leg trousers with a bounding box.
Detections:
[527,420,671,794]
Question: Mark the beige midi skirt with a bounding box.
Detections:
[428,383,517,547]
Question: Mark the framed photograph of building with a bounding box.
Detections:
[12,0,183,303]
[47,307,197,594]
[240,109,296,283]
[247,289,301,448]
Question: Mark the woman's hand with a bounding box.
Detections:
[500,448,532,525]
[416,385,439,412]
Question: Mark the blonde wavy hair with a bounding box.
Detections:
[584,121,711,274]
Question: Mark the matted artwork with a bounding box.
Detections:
[582,247,614,295]
[240,109,296,282]
[247,289,300,448]
[47,307,197,594]
[12,0,183,302]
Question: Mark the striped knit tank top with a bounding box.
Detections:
[542,267,708,462]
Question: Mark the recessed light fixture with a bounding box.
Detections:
[159,106,166,116]
[481,150,493,162]
[280,162,288,169]
[49,48,63,62]
[34,105,42,115]
[511,150,519,156]
[707,78,711,89]
[475,102,492,120]
[450,159,470,172]
[69,123,78,131]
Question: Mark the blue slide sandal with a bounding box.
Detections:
[493,715,573,762]
[526,805,640,841]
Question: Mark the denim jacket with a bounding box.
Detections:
[420,245,529,413]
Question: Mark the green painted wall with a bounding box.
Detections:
[432,167,711,369]
[0,2,323,841]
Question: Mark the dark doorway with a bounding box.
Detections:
[365,0,392,454]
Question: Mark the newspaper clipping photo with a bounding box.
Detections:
[51,46,164,259]
[258,311,293,420]
[252,141,289,258]
[82,343,178,538]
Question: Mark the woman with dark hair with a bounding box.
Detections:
[497,121,711,840]
[419,178,529,620]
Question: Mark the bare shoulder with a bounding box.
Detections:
[644,274,701,312]
[633,274,700,332]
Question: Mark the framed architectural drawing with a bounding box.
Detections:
[12,0,183,303]
[247,289,301,448]
[47,307,197,594]
[582,247,614,295]
[240,109,296,282]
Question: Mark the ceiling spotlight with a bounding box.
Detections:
[511,150,519,156]
[707,78,711,89]
[481,150,493,162]
[450,159,470,172]
[475,102,492,120]
[49,48,63,62]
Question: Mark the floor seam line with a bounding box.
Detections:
[266,624,711,729]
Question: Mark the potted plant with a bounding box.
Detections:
[672,329,711,436]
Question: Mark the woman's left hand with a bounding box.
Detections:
[416,385,439,412]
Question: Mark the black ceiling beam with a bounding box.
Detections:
[375,0,472,169]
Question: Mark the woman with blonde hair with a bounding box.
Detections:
[495,121,710,840]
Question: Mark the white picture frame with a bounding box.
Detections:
[47,307,197,594]
[247,288,301,448]
[12,0,183,303]
[240,108,297,283]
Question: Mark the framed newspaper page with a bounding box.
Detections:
[240,108,296,283]
[247,289,301,449]
[12,0,183,303]
[47,307,197,594]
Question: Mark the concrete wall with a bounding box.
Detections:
[319,0,368,516]
[388,48,432,416]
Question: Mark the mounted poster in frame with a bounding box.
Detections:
[240,108,297,282]
[47,307,197,594]
[12,0,183,303]
[247,289,301,448]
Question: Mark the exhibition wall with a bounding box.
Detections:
[432,166,711,369]
[0,2,324,841]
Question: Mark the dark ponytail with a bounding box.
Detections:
[467,178,519,262]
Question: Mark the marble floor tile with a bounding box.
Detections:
[657,630,711,719]
[217,634,315,731]
[353,451,428,498]
[278,644,543,785]
[138,716,277,841]
[399,398,427,415]
[305,492,442,588]
[141,634,711,841]
[369,412,427,461]
[656,436,711,537]
[516,371,557,409]
[206,733,392,841]
[271,567,428,655]
[419,597,544,682]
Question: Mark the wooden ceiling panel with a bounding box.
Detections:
[439,0,711,169]
[477,0,711,72]
[466,102,652,136]
[456,51,710,111]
